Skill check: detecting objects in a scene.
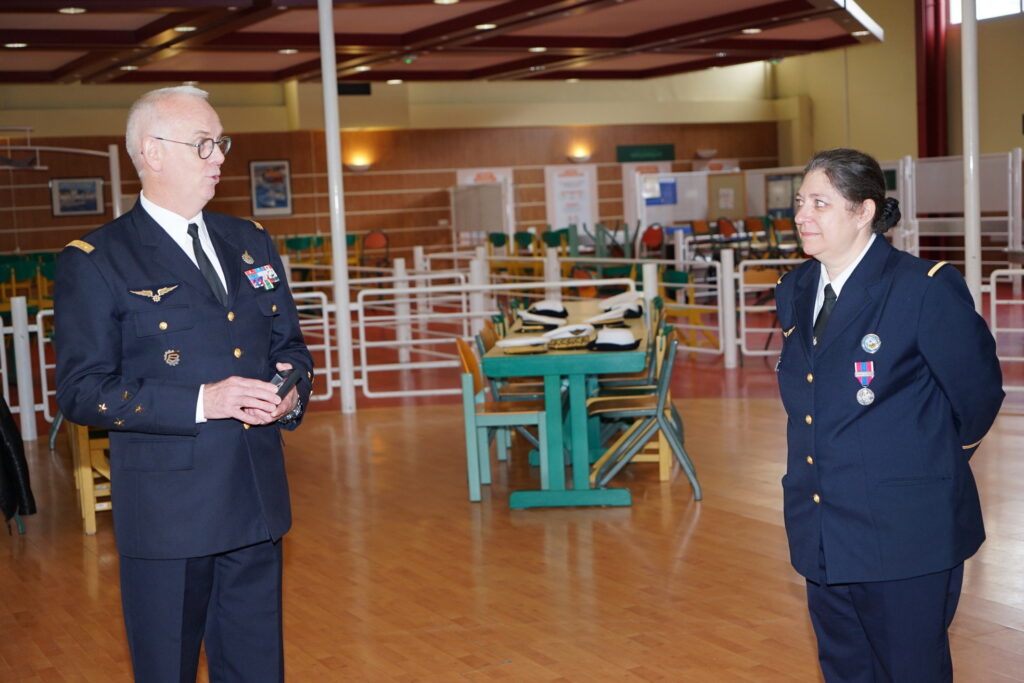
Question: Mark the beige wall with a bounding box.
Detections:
[947,13,1024,155]
[774,0,918,162]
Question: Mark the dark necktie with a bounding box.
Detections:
[813,283,837,342]
[187,222,227,306]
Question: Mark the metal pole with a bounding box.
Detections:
[108,143,123,218]
[469,258,486,335]
[720,249,738,369]
[11,297,36,441]
[413,245,429,333]
[393,257,411,363]
[544,247,560,301]
[317,0,356,413]
[961,0,982,310]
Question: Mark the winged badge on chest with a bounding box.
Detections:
[129,285,179,303]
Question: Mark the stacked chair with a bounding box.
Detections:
[588,337,701,499]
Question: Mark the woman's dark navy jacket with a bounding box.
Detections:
[774,236,1004,584]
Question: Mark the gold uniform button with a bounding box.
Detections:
[806,455,814,465]
[227,311,235,322]
[806,373,814,383]
[805,414,813,425]
[271,304,278,313]
[234,348,242,358]
[813,493,821,504]
[243,423,250,430]
[158,321,168,331]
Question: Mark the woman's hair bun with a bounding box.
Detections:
[875,196,901,232]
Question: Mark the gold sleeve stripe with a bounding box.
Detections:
[927,261,948,277]
[961,439,983,450]
[250,220,265,231]
[66,239,94,253]
[782,325,796,338]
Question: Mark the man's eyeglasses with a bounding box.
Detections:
[152,135,232,159]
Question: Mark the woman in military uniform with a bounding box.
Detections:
[774,148,1003,682]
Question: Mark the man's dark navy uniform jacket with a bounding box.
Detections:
[55,201,313,560]
[775,236,1003,585]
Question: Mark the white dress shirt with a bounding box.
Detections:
[138,191,227,422]
[813,233,876,321]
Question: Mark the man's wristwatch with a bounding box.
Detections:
[277,398,302,424]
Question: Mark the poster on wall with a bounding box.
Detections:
[622,161,671,230]
[456,167,515,240]
[50,177,104,217]
[250,160,292,217]
[544,164,598,235]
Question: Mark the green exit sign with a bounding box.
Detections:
[616,144,675,163]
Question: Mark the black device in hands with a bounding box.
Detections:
[271,370,302,398]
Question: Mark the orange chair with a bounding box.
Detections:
[68,422,111,535]
[360,230,390,268]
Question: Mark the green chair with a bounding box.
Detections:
[456,338,548,502]
[587,338,701,499]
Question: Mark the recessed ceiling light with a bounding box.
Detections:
[278,48,298,55]
[741,28,762,35]
[386,79,403,85]
[120,65,139,71]
[355,65,371,72]
[475,23,497,30]
[174,26,197,32]
[852,30,870,37]
[434,0,459,4]
[528,46,547,53]
[58,7,86,14]
[715,51,727,57]
[4,43,27,49]
[566,78,579,83]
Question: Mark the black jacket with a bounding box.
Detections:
[0,397,36,523]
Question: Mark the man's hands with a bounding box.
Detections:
[204,362,300,425]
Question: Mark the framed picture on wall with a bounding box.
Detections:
[50,177,104,217]
[250,160,292,216]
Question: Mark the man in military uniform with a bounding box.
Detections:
[55,85,313,682]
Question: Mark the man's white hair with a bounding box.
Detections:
[125,85,210,176]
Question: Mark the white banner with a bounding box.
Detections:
[544,164,598,234]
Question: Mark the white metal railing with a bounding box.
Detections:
[738,257,806,357]
[988,268,1024,392]
[36,309,56,422]
[354,277,638,399]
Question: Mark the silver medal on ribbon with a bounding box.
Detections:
[856,387,875,405]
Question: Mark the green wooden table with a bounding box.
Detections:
[482,300,647,508]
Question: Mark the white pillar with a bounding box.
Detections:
[413,245,429,333]
[720,249,738,369]
[469,258,487,335]
[961,0,982,311]
[393,257,411,364]
[11,297,36,441]
[108,143,123,218]
[317,0,356,413]
[544,247,561,301]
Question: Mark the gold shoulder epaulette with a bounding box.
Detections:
[250,220,265,231]
[66,239,94,254]
[927,261,948,277]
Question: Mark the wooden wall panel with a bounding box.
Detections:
[0,121,777,261]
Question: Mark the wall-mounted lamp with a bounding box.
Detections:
[345,161,372,172]
[568,146,591,163]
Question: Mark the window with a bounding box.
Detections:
[949,0,1023,24]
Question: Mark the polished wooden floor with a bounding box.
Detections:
[3,381,1024,680]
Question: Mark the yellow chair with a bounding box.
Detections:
[67,422,111,535]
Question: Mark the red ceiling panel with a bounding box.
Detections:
[0,0,882,84]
